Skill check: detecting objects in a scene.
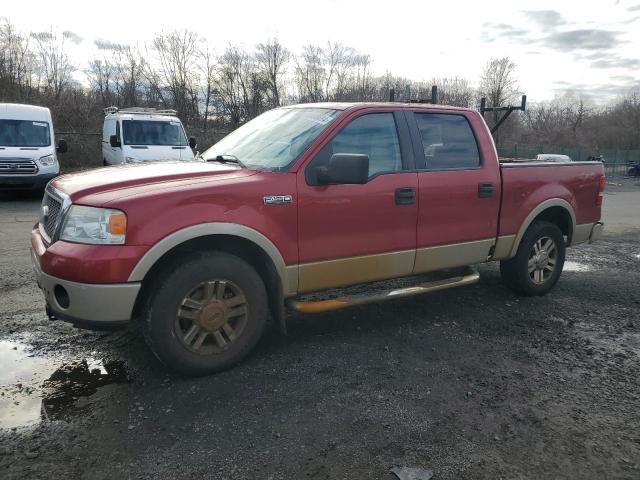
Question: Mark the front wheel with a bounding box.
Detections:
[142,252,268,376]
[500,221,566,296]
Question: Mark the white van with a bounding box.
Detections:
[102,107,196,165]
[0,103,67,190]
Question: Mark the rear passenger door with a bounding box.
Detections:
[296,110,419,293]
[406,111,501,272]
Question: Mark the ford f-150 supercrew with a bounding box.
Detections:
[31,103,605,375]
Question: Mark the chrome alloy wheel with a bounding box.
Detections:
[175,280,248,355]
[528,236,558,284]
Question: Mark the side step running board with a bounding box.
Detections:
[288,268,480,314]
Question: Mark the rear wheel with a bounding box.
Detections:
[500,221,566,296]
[142,252,268,376]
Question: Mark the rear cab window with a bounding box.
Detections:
[412,113,480,170]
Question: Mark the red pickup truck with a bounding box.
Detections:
[31,103,605,375]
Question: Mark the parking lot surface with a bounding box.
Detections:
[1,184,639,479]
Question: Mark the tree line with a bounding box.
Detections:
[1,17,639,154]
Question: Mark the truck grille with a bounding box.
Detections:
[0,158,38,175]
[40,190,63,243]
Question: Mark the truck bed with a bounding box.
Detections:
[498,160,604,238]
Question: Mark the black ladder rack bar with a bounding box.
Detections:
[389,85,438,104]
[480,95,527,134]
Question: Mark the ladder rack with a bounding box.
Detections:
[103,106,178,116]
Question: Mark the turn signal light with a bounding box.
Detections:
[108,212,127,235]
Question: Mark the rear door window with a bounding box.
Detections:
[414,113,480,170]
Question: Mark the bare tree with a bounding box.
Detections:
[479,57,519,142]
[0,18,35,100]
[147,30,200,120]
[30,29,74,101]
[295,45,325,102]
[255,38,289,107]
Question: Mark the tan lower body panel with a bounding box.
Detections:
[414,238,495,273]
[492,234,517,260]
[298,249,415,294]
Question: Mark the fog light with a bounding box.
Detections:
[54,285,70,309]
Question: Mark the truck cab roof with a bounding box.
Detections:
[284,102,472,112]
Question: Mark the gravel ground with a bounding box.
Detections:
[0,184,639,479]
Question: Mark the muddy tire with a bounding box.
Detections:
[142,252,268,376]
[500,221,566,296]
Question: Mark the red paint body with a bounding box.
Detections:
[31,103,604,285]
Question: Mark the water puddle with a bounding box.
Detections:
[564,261,592,272]
[0,339,129,430]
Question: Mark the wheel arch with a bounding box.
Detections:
[129,223,295,334]
[508,199,576,258]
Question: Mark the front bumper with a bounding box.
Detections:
[0,173,58,190]
[31,248,140,329]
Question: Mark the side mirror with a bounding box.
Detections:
[315,153,369,185]
[189,136,197,149]
[109,135,121,148]
[56,139,68,154]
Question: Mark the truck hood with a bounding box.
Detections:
[52,161,255,203]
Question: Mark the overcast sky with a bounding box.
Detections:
[3,0,640,103]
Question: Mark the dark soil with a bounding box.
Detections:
[1,230,639,480]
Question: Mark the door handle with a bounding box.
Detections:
[478,183,494,198]
[395,187,416,205]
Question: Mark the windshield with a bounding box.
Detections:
[0,119,51,147]
[202,107,341,170]
[122,120,188,146]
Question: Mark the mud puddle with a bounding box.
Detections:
[0,339,129,430]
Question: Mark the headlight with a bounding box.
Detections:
[60,206,127,244]
[39,154,56,166]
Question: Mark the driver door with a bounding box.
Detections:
[296,110,419,293]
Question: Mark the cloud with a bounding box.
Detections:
[542,29,624,51]
[611,74,637,82]
[628,4,640,12]
[523,10,566,28]
[63,30,83,45]
[94,38,126,51]
[590,57,640,69]
[481,23,531,43]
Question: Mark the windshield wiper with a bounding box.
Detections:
[209,154,246,168]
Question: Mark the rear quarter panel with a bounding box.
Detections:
[499,162,604,237]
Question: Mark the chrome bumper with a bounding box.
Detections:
[31,249,140,328]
